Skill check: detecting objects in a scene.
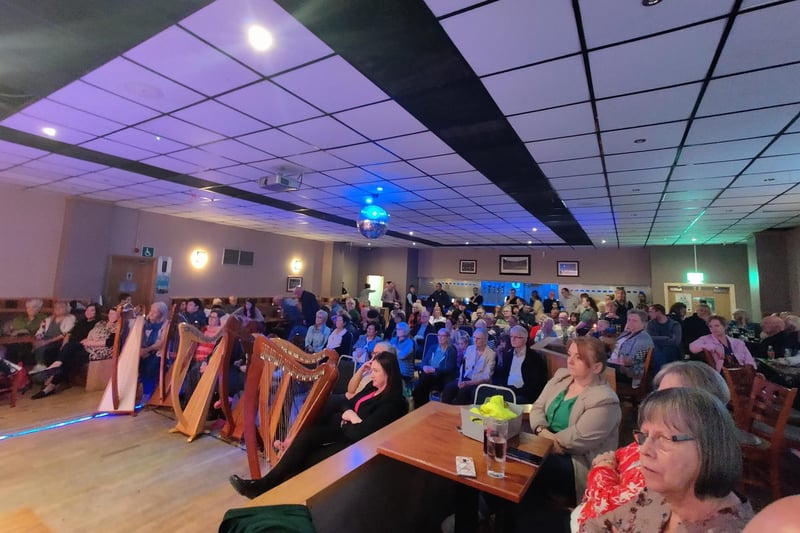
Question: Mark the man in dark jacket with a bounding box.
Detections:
[294,286,320,328]
[492,325,547,403]
[427,282,450,311]
[681,303,711,356]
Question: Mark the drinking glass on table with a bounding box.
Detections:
[485,417,508,479]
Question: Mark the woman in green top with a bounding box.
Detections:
[526,336,621,511]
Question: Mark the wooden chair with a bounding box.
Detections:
[615,348,653,406]
[722,366,756,428]
[739,374,798,500]
[702,349,717,369]
[0,363,28,407]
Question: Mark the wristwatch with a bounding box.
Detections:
[534,425,545,435]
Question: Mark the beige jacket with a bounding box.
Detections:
[529,367,621,502]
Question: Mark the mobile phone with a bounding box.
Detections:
[456,456,477,477]
[506,447,544,466]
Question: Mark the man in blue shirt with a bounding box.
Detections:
[412,328,457,408]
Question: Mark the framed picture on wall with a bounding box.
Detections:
[499,255,530,276]
[557,261,580,277]
[286,276,303,292]
[459,259,477,274]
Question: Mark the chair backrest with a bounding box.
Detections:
[459,325,474,336]
[702,349,717,369]
[474,383,517,405]
[722,366,756,428]
[639,348,654,395]
[603,367,617,392]
[333,355,356,395]
[421,333,438,361]
[746,373,798,451]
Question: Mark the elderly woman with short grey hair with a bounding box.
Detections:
[581,387,752,532]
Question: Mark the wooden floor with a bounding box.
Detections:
[0,387,250,532]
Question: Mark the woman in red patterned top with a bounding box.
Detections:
[573,361,730,532]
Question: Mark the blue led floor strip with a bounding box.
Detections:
[0,411,110,441]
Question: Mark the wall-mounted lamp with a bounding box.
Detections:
[290,258,303,273]
[191,249,209,269]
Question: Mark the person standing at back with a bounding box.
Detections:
[294,286,320,331]
[381,281,401,310]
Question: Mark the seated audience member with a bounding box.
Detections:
[412,328,457,408]
[493,325,547,403]
[646,304,683,376]
[345,298,361,326]
[600,300,624,332]
[325,313,353,357]
[521,337,620,521]
[742,494,800,533]
[554,312,576,344]
[352,322,381,365]
[139,302,169,404]
[31,301,76,372]
[441,329,494,405]
[482,314,504,347]
[229,351,408,499]
[304,310,330,353]
[681,303,711,354]
[429,304,446,329]
[728,308,759,340]
[574,360,731,530]
[384,309,405,340]
[581,388,752,532]
[183,309,223,401]
[667,301,687,326]
[505,288,523,307]
[345,341,395,399]
[517,303,537,329]
[543,290,559,316]
[182,298,207,328]
[534,318,559,344]
[451,329,471,369]
[607,309,654,388]
[470,306,486,324]
[575,294,598,336]
[31,303,102,398]
[560,287,579,314]
[689,314,756,371]
[496,305,513,331]
[233,298,265,325]
[222,296,238,315]
[389,322,415,387]
[760,314,792,358]
[3,298,46,337]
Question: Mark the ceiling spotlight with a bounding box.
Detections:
[376,186,384,192]
[465,241,469,245]
[42,127,57,137]
[634,138,647,144]
[642,0,662,5]
[409,231,414,236]
[247,24,274,51]
[412,242,416,246]
[532,227,538,232]
[527,240,532,244]
[692,237,697,242]
[601,239,607,244]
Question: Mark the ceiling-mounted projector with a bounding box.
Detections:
[258,172,302,192]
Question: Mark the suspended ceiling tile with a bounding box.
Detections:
[539,157,603,178]
[666,176,733,191]
[377,131,453,160]
[394,176,446,191]
[596,83,702,131]
[38,154,107,173]
[509,102,595,141]
[601,122,686,154]
[170,148,236,170]
[20,99,124,137]
[412,153,474,175]
[140,155,204,174]
[698,64,800,116]
[2,114,95,145]
[80,138,157,161]
[273,56,388,113]
[328,143,399,166]
[440,0,580,76]
[671,160,749,179]
[610,182,665,196]
[201,139,273,163]
[334,100,426,140]
[548,174,606,190]
[362,161,425,180]
[172,100,267,137]
[285,150,351,172]
[679,137,771,164]
[190,170,247,186]
[580,0,732,48]
[589,21,725,98]
[762,133,800,157]
[482,55,589,115]
[280,116,366,149]
[606,167,670,186]
[105,128,188,154]
[613,193,662,205]
[715,1,800,75]
[746,154,800,174]
[124,26,260,96]
[735,170,800,186]
[526,133,599,162]
[137,115,224,146]
[687,104,800,144]
[434,170,491,187]
[605,148,677,172]
[326,167,380,184]
[48,80,161,124]
[712,195,775,207]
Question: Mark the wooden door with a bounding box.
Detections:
[104,255,156,309]
[664,283,735,318]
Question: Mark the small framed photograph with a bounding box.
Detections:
[459,259,477,274]
[499,255,531,276]
[286,276,303,292]
[557,261,580,277]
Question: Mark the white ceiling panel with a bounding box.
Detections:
[712,195,775,207]
[280,116,366,149]
[48,81,160,124]
[172,100,267,137]
[672,160,749,180]
[722,183,794,197]
[434,171,491,187]
[590,21,725,98]
[82,57,204,113]
[580,0,732,48]
[285,150,350,172]
[124,26,259,96]
[715,1,800,75]
[273,56,388,113]
[441,0,580,76]
[746,154,800,174]
[762,133,800,157]
[170,148,236,170]
[326,167,380,184]
[735,170,800,185]
[687,104,800,144]
[137,116,224,146]
[539,157,603,178]
[191,170,247,185]
[238,129,313,157]
[666,176,733,191]
[141,155,204,174]
[362,161,425,180]
[181,0,332,77]
[334,100,426,140]
[698,64,800,116]
[38,154,107,173]
[80,138,157,161]
[610,182,665,196]
[526,133,599,162]
[601,122,686,154]
[1,114,95,145]
[679,137,771,164]
[548,174,606,190]
[482,55,589,115]
[105,128,188,154]
[596,83,701,131]
[202,139,273,163]
[509,102,595,141]
[411,153,473,175]
[377,132,453,160]
[559,186,607,200]
[605,148,678,172]
[328,143,399,166]
[20,99,123,137]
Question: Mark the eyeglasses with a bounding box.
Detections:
[632,430,695,448]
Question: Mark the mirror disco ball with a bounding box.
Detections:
[357,205,389,239]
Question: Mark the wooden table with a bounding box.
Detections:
[0,335,35,346]
[377,402,552,531]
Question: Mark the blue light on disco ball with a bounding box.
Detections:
[357,204,389,239]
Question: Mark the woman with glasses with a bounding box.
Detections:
[573,361,732,531]
[581,388,752,532]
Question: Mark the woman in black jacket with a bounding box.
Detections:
[229,351,408,498]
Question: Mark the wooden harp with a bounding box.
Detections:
[241,335,339,479]
[148,304,179,408]
[218,320,261,442]
[97,307,143,416]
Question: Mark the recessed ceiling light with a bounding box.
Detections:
[412,242,416,246]
[376,186,383,192]
[601,239,607,244]
[642,0,662,5]
[409,231,414,236]
[155,136,161,141]
[692,238,697,242]
[367,242,371,246]
[42,127,57,137]
[527,240,532,244]
[531,227,538,232]
[465,241,469,245]
[634,138,647,144]
[247,24,274,51]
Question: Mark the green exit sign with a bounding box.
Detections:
[141,246,155,257]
